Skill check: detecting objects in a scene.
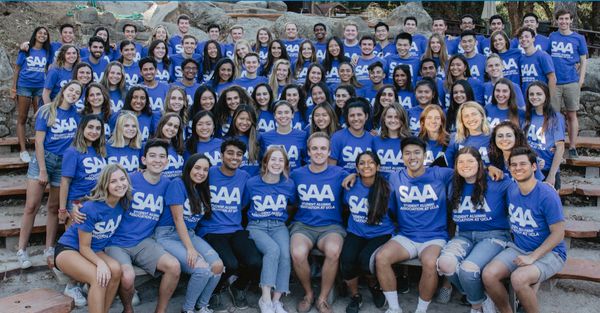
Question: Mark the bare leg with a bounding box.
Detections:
[118,264,136,313]
[375,240,411,291]
[511,265,542,313]
[18,180,45,249]
[45,187,60,249]
[482,260,512,313]
[97,253,122,313]
[16,95,31,152]
[56,251,109,313]
[154,253,181,313]
[418,245,442,301]
[291,234,314,301]
[567,111,579,149]
[316,233,343,302]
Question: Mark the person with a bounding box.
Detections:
[118,40,141,88]
[479,14,507,56]
[185,110,222,166]
[197,138,262,312]
[418,58,445,103]
[483,54,525,108]
[252,83,276,132]
[71,62,94,111]
[209,58,236,95]
[156,154,224,313]
[445,79,476,133]
[174,59,201,107]
[309,82,333,109]
[323,37,350,89]
[144,25,172,57]
[282,22,303,65]
[233,52,268,95]
[402,16,428,58]
[245,146,297,313]
[309,102,339,137]
[18,80,82,265]
[268,59,292,99]
[489,31,522,86]
[214,85,251,137]
[110,86,157,143]
[373,103,411,173]
[260,100,307,171]
[302,63,327,108]
[169,14,192,54]
[422,33,449,81]
[341,151,395,313]
[81,36,110,82]
[517,27,556,97]
[443,54,484,108]
[106,111,142,174]
[436,147,511,313]
[385,33,421,85]
[153,113,185,179]
[548,8,588,159]
[104,139,181,313]
[254,27,272,65]
[99,61,126,113]
[408,78,439,135]
[446,101,492,167]
[191,85,217,115]
[43,44,79,104]
[391,65,415,110]
[294,40,318,84]
[224,105,261,176]
[360,62,387,105]
[333,85,356,128]
[139,57,170,112]
[330,99,374,172]
[375,136,453,313]
[12,26,51,162]
[170,35,202,83]
[482,147,566,313]
[313,23,328,62]
[374,22,396,58]
[343,22,361,60]
[354,35,387,86]
[114,23,144,62]
[280,84,309,130]
[372,84,399,130]
[222,25,245,60]
[485,78,522,129]
[261,39,289,77]
[163,86,189,136]
[447,14,484,55]
[510,13,550,52]
[418,105,450,167]
[523,82,565,189]
[459,31,486,82]
[201,40,223,83]
[54,164,128,313]
[146,40,172,83]
[290,132,349,313]
[82,26,116,62]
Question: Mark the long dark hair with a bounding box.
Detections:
[392,64,413,92]
[118,40,136,63]
[251,83,274,112]
[323,36,349,72]
[446,79,474,132]
[209,58,235,88]
[82,82,111,123]
[334,85,356,120]
[524,81,556,134]
[186,110,217,154]
[154,112,184,155]
[309,81,332,105]
[123,86,152,116]
[94,26,112,54]
[202,39,222,77]
[355,151,391,225]
[491,78,519,126]
[449,147,487,232]
[28,26,51,68]
[191,85,217,118]
[261,39,289,76]
[302,63,327,94]
[214,85,253,126]
[280,84,308,121]
[373,84,398,129]
[488,121,530,169]
[225,104,259,162]
[182,154,212,216]
[148,39,171,67]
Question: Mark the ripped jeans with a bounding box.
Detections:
[437,229,511,304]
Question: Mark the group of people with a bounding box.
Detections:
[10,6,587,313]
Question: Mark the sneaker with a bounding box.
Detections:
[568,148,579,159]
[346,294,363,313]
[414,309,427,313]
[470,309,483,313]
[132,289,141,306]
[207,291,228,313]
[64,284,87,307]
[481,295,497,313]
[369,285,386,308]
[258,297,275,313]
[228,285,249,309]
[397,275,409,294]
[385,308,403,313]
[43,247,55,268]
[16,249,32,269]
[20,151,31,163]
[197,307,214,313]
[436,286,452,304]
[182,310,195,313]
[273,300,288,313]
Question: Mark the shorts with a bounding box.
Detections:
[391,234,447,259]
[552,82,580,112]
[27,150,62,187]
[105,237,168,277]
[289,222,346,246]
[16,86,43,98]
[492,244,565,283]
[54,242,77,272]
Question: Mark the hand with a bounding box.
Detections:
[187,248,200,268]
[487,166,504,181]
[342,173,357,190]
[70,201,86,224]
[10,88,16,100]
[20,41,30,51]
[544,177,556,190]
[514,254,536,267]
[38,170,48,185]
[58,209,69,224]
[351,54,359,66]
[96,260,111,287]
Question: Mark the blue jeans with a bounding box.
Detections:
[437,229,511,305]
[155,226,222,310]
[247,219,291,293]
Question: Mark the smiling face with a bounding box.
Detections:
[207,42,219,59]
[153,42,167,59]
[83,119,102,143]
[379,87,396,107]
[461,106,483,133]
[375,25,388,42]
[314,25,326,40]
[308,137,330,166]
[161,116,180,139]
[195,115,215,140]
[347,107,367,131]
[254,86,271,109]
[357,153,378,179]
[266,150,286,176]
[76,66,92,85]
[344,25,358,41]
[424,109,442,133]
[243,55,259,74]
[452,84,467,104]
[402,144,425,172]
[492,33,508,52]
[335,88,351,109]
[124,25,137,41]
[257,29,270,44]
[301,42,313,59]
[35,28,49,44]
[394,69,408,88]
[460,35,476,54]
[65,47,78,65]
[360,39,375,56]
[493,82,511,106]
[190,158,210,184]
[108,169,129,199]
[142,146,168,175]
[141,62,157,82]
[90,41,104,59]
[396,39,411,57]
[383,108,401,132]
[275,63,290,82]
[87,86,104,109]
[121,44,136,62]
[130,89,147,112]
[311,86,327,105]
[494,125,516,151]
[429,36,441,54]
[486,57,503,79]
[183,38,196,54]
[199,90,215,111]
[122,117,138,140]
[285,23,298,40]
[328,40,340,57]
[519,30,534,50]
[234,111,252,134]
[274,104,293,127]
[183,62,198,80]
[218,63,233,82]
[168,89,185,112]
[271,42,283,58]
[449,58,467,78]
[456,152,479,180]
[369,66,384,84]
[108,65,123,86]
[509,154,535,182]
[225,90,241,112]
[312,107,331,130]
[284,88,299,108]
[415,85,433,106]
[222,145,244,171]
[308,67,323,84]
[155,27,168,41]
[236,44,250,59]
[420,61,437,79]
[63,83,82,104]
[339,63,353,82]
[60,27,75,43]
[527,85,546,109]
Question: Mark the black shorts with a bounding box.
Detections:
[54,242,77,272]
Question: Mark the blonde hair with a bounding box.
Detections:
[268,59,292,94]
[108,111,142,149]
[233,39,252,78]
[260,145,290,179]
[163,86,189,126]
[37,80,83,127]
[84,163,132,209]
[423,33,448,72]
[380,103,411,139]
[146,25,170,46]
[455,101,491,143]
[52,44,80,69]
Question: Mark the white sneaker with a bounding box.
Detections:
[16,249,32,269]
[132,289,141,306]
[258,297,275,313]
[197,307,214,313]
[64,284,87,307]
[385,308,403,313]
[20,151,31,163]
[482,295,497,313]
[273,300,288,313]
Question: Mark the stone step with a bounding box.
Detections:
[0,175,48,197]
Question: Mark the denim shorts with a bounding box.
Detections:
[391,234,447,259]
[27,150,63,187]
[17,86,43,97]
[492,243,566,283]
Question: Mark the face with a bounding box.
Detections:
[90,41,104,59]
[83,119,102,143]
[87,86,104,108]
[384,108,401,132]
[183,62,198,80]
[153,42,167,59]
[396,39,411,57]
[339,64,353,82]
[61,27,74,43]
[267,150,286,176]
[456,153,479,180]
[347,107,366,131]
[208,27,220,41]
[494,83,511,105]
[243,55,259,73]
[196,115,215,140]
[495,126,516,151]
[63,83,82,104]
[130,90,147,112]
[335,89,351,108]
[460,17,475,31]
[124,26,137,41]
[222,145,243,170]
[285,89,299,107]
[394,69,408,88]
[369,67,384,84]
[207,43,219,58]
[122,117,138,140]
[523,16,539,30]
[424,109,442,133]
[155,27,168,41]
[420,61,437,79]
[486,57,503,79]
[328,40,340,57]
[344,25,358,41]
[254,86,270,108]
[275,63,290,81]
[231,28,244,42]
[360,39,374,55]
[199,91,215,111]
[161,116,180,139]
[108,65,123,86]
[183,38,197,54]
[143,146,168,174]
[122,44,136,61]
[429,37,441,54]
[460,35,476,54]
[168,90,185,112]
[275,104,293,127]
[492,34,507,52]
[301,43,313,59]
[107,170,129,199]
[379,87,396,107]
[65,47,78,65]
[219,63,233,81]
[461,107,483,132]
[402,144,425,171]
[76,66,92,84]
[311,86,326,104]
[375,26,388,41]
[178,19,190,33]
[450,58,467,78]
[453,84,467,104]
[312,107,331,130]
[357,154,378,179]
[314,25,326,40]
[271,42,282,58]
[285,24,298,39]
[519,31,534,49]
[308,137,330,166]
[234,112,252,133]
[141,62,157,82]
[236,44,250,58]
[225,91,240,111]
[415,85,433,105]
[557,14,572,31]
[190,158,210,184]
[257,29,270,44]
[528,85,546,108]
[35,28,49,44]
[432,19,447,35]
[96,30,108,42]
[509,154,535,182]
[490,18,504,32]
[404,20,417,34]
[308,67,322,84]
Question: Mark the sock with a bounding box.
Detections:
[417,297,430,312]
[384,291,399,309]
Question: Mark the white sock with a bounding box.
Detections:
[384,291,400,309]
[417,297,430,312]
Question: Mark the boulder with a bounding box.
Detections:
[267,1,287,12]
[115,19,145,34]
[234,1,268,9]
[179,2,232,32]
[385,2,432,32]
[0,88,14,113]
[332,15,371,38]
[0,47,13,81]
[162,22,208,42]
[144,1,179,28]
[76,7,99,24]
[98,1,154,16]
[583,58,600,93]
[272,12,336,41]
[237,18,274,42]
[98,12,117,26]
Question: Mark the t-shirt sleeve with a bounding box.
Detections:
[34,109,49,132]
[61,149,78,178]
[578,34,589,56]
[541,53,555,75]
[329,133,342,161]
[542,190,565,226]
[78,203,97,233]
[16,51,26,67]
[44,68,58,89]
[165,179,186,206]
[553,115,566,142]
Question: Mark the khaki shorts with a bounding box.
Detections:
[105,237,168,277]
[289,222,346,246]
[552,82,580,112]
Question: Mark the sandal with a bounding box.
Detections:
[316,299,332,313]
[297,295,314,313]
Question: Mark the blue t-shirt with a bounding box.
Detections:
[109,89,125,114]
[257,110,276,132]
[44,67,72,100]
[520,50,555,92]
[330,128,374,172]
[442,77,485,108]
[245,176,296,223]
[465,53,487,82]
[407,105,425,135]
[234,134,260,176]
[325,59,342,89]
[260,129,307,171]
[81,56,109,82]
[373,136,404,173]
[388,167,453,242]
[410,34,428,58]
[485,104,524,129]
[511,34,550,53]
[507,181,567,260]
[548,31,588,85]
[185,137,223,167]
[291,165,349,226]
[170,53,202,82]
[106,145,141,174]
[222,43,235,60]
[154,61,172,83]
[35,105,80,155]
[164,145,184,179]
[375,42,396,59]
[453,177,511,232]
[398,90,416,110]
[314,41,327,62]
[483,81,525,109]
[17,49,48,88]
[58,201,124,252]
[294,60,311,84]
[424,139,447,167]
[497,49,522,86]
[197,167,250,236]
[524,113,566,172]
[143,81,170,112]
[173,81,200,106]
[355,57,387,85]
[232,76,268,96]
[109,112,156,144]
[161,177,205,230]
[123,63,141,88]
[344,180,395,239]
[384,55,420,84]
[109,172,170,248]
[113,42,143,62]
[282,38,303,64]
[446,134,492,168]
[343,42,361,60]
[62,146,107,201]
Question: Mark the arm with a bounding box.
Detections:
[11,64,21,100]
[58,177,71,223]
[578,55,587,87]
[78,229,111,287]
[42,88,52,105]
[545,141,564,188]
[515,221,565,266]
[546,71,557,101]
[171,204,202,268]
[487,165,505,181]
[34,131,48,185]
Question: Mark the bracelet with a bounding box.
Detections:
[58,208,67,213]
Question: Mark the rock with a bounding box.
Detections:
[76,7,98,24]
[267,1,287,12]
[162,22,208,42]
[99,1,154,16]
[115,19,145,34]
[0,47,13,81]
[332,15,371,39]
[0,88,14,113]
[98,12,117,26]
[273,12,336,41]
[385,2,432,32]
[237,18,274,42]
[0,125,9,137]
[583,58,600,93]
[580,91,600,106]
[235,1,268,9]
[179,2,232,32]
[144,2,179,28]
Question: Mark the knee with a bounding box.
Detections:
[482,266,501,286]
[458,261,481,282]
[120,267,136,289]
[324,244,342,261]
[437,255,458,276]
[375,249,391,268]
[211,261,224,275]
[510,271,530,291]
[265,244,281,259]
[107,261,122,281]
[291,247,309,264]
[163,256,181,277]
